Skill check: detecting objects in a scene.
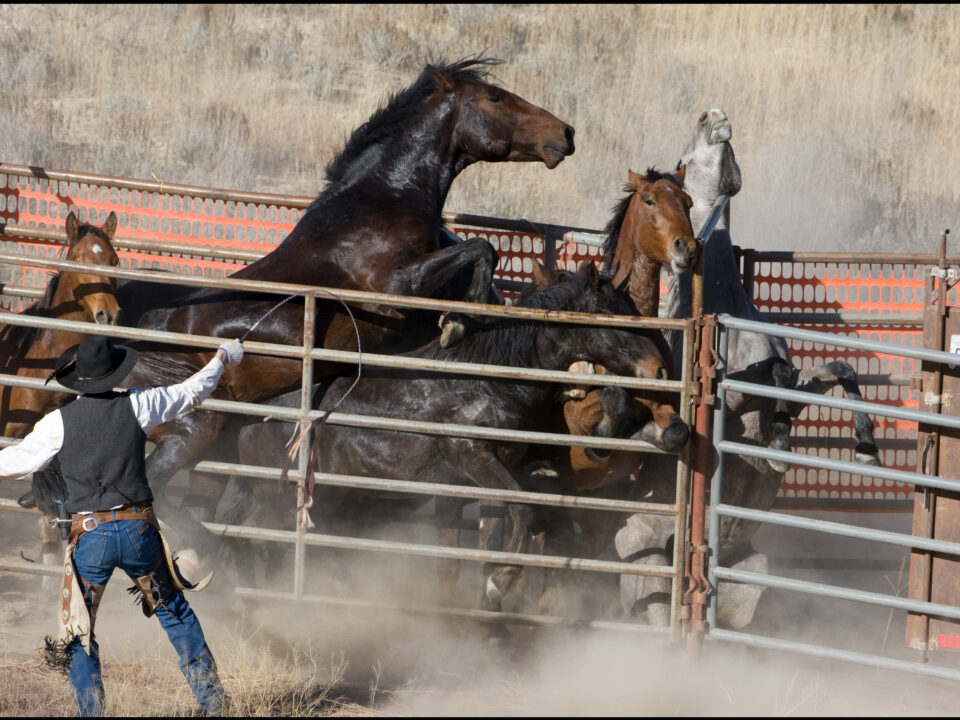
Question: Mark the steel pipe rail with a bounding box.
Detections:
[715,503,960,556]
[0,374,665,455]
[0,250,689,331]
[707,628,960,683]
[0,221,266,263]
[0,315,682,394]
[719,313,960,367]
[721,377,960,431]
[759,311,923,326]
[789,436,914,450]
[748,250,960,265]
[718,440,960,494]
[714,566,960,622]
[186,461,680,516]
[232,587,671,634]
[0,497,39,514]
[0,162,606,239]
[0,560,59,578]
[197,520,677,578]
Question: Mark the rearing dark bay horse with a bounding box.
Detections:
[115,56,575,551]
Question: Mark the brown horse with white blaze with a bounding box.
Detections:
[0,211,121,438]
[0,211,121,579]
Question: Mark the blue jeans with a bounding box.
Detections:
[68,513,223,716]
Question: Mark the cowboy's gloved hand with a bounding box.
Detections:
[217,339,244,365]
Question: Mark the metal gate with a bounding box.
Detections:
[0,164,698,637]
[702,238,960,679]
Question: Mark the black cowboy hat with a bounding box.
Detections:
[47,334,139,394]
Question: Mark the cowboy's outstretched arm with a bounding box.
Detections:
[130,340,244,432]
[0,410,63,480]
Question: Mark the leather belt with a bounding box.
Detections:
[68,503,156,544]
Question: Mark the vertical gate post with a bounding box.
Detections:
[685,313,717,652]
[670,318,697,635]
[907,229,960,654]
[294,293,316,598]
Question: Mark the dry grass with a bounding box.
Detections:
[1,5,958,252]
[0,612,374,717]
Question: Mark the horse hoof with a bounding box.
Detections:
[766,459,791,473]
[855,444,882,467]
[440,318,466,348]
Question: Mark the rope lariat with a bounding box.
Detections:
[242,290,364,530]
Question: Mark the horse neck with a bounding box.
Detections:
[354,105,462,217]
[610,200,664,317]
[625,254,661,316]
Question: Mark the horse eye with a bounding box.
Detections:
[644,198,656,207]
[699,112,708,123]
[488,92,503,103]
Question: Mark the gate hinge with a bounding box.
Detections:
[926,392,950,408]
[930,266,960,282]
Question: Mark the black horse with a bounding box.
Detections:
[282,263,671,611]
[111,56,575,554]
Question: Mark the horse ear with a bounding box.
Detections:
[427,64,454,93]
[581,260,600,290]
[65,212,78,243]
[101,211,118,239]
[675,163,686,182]
[628,169,646,192]
[532,260,547,286]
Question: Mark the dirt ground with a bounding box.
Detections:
[3,482,960,717]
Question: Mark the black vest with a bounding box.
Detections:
[57,391,152,513]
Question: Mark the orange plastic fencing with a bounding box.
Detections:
[0,167,931,509]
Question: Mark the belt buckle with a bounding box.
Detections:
[81,516,99,532]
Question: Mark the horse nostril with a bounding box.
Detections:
[564,125,575,151]
[95,310,109,324]
[664,420,691,451]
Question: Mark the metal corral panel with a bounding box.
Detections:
[0,164,938,510]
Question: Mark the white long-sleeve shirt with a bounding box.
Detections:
[0,356,226,481]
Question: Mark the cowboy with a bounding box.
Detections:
[0,333,243,716]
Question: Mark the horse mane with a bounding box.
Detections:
[0,265,63,367]
[312,55,503,210]
[419,274,593,368]
[600,167,684,274]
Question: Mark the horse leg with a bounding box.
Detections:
[767,358,795,473]
[145,410,227,556]
[615,513,675,625]
[478,502,507,613]
[789,360,881,466]
[397,237,498,347]
[435,496,464,606]
[481,501,533,614]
